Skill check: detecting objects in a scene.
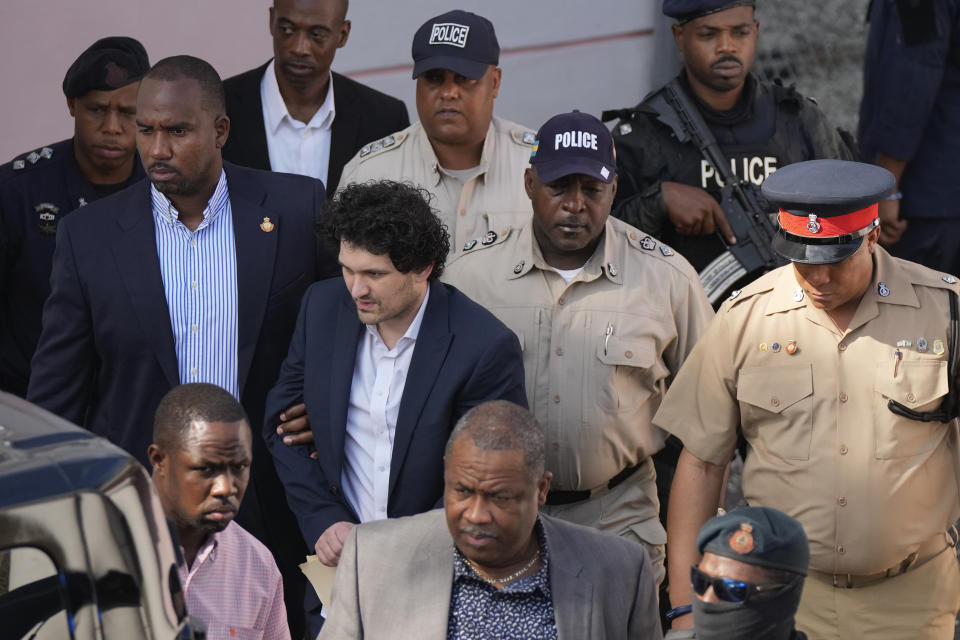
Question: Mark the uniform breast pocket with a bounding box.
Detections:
[736,363,814,461]
[591,336,657,412]
[874,359,949,459]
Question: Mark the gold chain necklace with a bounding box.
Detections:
[465,549,541,585]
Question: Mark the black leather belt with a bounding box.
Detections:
[545,463,642,506]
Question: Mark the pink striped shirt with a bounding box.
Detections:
[179,521,291,640]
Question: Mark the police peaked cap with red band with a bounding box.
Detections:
[529,110,617,184]
[762,159,895,265]
[411,10,499,80]
[63,37,149,99]
[697,506,810,576]
[663,0,755,23]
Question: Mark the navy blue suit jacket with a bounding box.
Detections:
[27,162,336,459]
[264,278,527,547]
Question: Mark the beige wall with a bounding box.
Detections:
[0,1,656,162]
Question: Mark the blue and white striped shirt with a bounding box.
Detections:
[151,170,239,398]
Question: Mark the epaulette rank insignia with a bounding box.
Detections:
[358,133,405,159]
[12,146,54,171]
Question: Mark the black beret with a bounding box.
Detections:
[663,0,755,22]
[62,36,150,99]
[697,506,810,576]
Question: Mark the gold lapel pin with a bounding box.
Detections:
[260,217,275,233]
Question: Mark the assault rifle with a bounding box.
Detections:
[646,79,786,304]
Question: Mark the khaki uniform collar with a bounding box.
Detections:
[418,119,496,188]
[507,220,622,285]
[764,246,920,318]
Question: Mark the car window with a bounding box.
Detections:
[0,546,74,640]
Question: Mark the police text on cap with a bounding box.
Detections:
[555,131,598,151]
[429,23,470,48]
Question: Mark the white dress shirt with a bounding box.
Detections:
[341,287,430,523]
[260,60,335,185]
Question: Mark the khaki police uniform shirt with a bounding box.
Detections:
[338,116,536,253]
[654,247,960,576]
[444,217,713,496]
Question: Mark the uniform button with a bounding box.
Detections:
[552,442,560,450]
[839,392,848,403]
[771,397,780,407]
[558,297,566,305]
[840,445,848,455]
[378,466,386,473]
[331,486,340,495]
[907,392,916,403]
[553,395,561,404]
[555,347,564,356]
[191,324,198,333]
[838,496,847,506]
[838,343,847,351]
[190,368,197,376]
[190,239,197,247]
[191,281,197,290]
[625,350,633,359]
[458,208,466,217]
[837,545,845,554]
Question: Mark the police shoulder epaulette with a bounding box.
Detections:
[724,270,779,310]
[356,132,407,162]
[9,145,56,172]
[625,229,671,255]
[904,260,960,292]
[510,128,537,147]
[459,227,512,254]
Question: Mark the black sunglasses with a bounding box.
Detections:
[690,565,793,604]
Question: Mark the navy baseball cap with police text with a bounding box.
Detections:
[529,111,617,184]
[411,10,500,80]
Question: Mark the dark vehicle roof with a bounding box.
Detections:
[0,392,137,510]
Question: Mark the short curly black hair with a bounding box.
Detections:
[322,180,451,278]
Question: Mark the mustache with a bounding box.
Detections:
[282,56,315,68]
[712,55,743,68]
[460,526,498,540]
[148,162,179,174]
[204,499,238,513]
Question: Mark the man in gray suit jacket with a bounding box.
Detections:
[320,400,663,639]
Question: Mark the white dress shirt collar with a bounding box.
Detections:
[261,59,336,133]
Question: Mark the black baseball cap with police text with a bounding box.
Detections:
[411,10,500,80]
[763,160,895,265]
[529,111,617,184]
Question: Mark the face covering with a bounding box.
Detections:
[692,578,804,640]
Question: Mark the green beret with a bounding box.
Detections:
[697,506,810,576]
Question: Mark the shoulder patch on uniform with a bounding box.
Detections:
[460,227,512,253]
[357,132,406,162]
[511,128,537,147]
